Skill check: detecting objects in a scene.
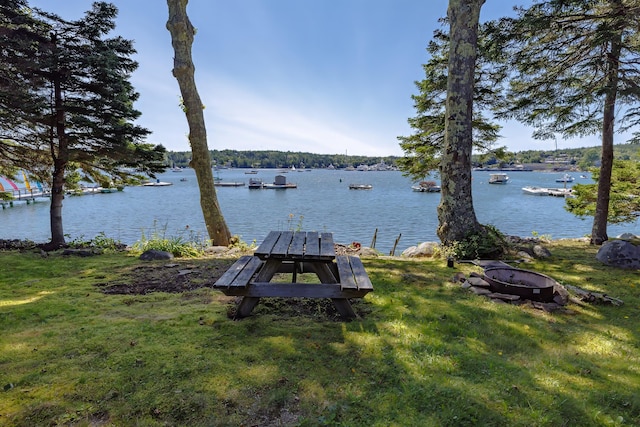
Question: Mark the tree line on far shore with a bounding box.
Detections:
[164,143,639,170]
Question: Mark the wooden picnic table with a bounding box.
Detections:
[213,231,373,319]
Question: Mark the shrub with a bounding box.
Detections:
[443,225,508,260]
[130,222,206,258]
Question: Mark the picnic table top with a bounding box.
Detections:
[254,230,335,261]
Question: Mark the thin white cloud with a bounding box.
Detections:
[200,76,403,156]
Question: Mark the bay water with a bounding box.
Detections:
[1,169,636,254]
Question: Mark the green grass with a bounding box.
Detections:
[1,240,639,426]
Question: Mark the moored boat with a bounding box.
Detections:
[143,180,172,187]
[522,186,572,197]
[489,173,509,184]
[556,173,575,183]
[522,186,549,196]
[349,184,373,190]
[411,181,441,192]
[248,178,264,189]
[99,187,119,193]
[547,188,573,197]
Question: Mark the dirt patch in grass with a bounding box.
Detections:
[95,257,372,320]
[97,258,235,295]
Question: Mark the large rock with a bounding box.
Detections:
[401,241,439,258]
[596,235,640,269]
[139,249,174,261]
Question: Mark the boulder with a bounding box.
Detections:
[596,237,640,269]
[359,247,379,257]
[532,245,552,258]
[139,249,174,261]
[401,241,439,258]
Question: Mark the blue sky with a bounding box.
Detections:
[27,1,606,156]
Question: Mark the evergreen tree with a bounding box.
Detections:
[567,159,640,224]
[398,19,505,181]
[0,1,166,248]
[489,0,640,244]
[437,0,508,258]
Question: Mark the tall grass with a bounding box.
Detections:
[130,221,208,257]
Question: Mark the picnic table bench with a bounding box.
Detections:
[213,231,373,318]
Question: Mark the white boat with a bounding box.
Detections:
[411,181,441,192]
[556,174,574,183]
[489,173,509,184]
[522,186,573,197]
[349,184,373,190]
[143,182,172,187]
[143,180,172,187]
[522,186,549,196]
[548,188,573,197]
[99,187,119,193]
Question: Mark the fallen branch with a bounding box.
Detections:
[564,284,624,306]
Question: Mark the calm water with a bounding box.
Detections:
[1,169,637,254]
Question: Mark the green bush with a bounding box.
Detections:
[444,225,508,260]
[131,222,207,257]
[67,232,126,252]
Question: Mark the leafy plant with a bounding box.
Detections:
[228,235,256,251]
[443,224,509,260]
[130,222,205,257]
[67,232,126,252]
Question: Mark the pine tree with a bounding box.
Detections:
[398,19,505,181]
[489,0,640,244]
[0,1,166,247]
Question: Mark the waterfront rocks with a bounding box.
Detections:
[204,246,229,256]
[401,241,439,258]
[62,248,99,257]
[0,239,36,251]
[506,236,553,260]
[333,244,378,257]
[596,234,640,269]
[139,249,174,261]
[533,245,552,258]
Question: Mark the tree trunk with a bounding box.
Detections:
[49,46,67,248]
[437,0,485,245]
[591,10,622,245]
[166,0,231,246]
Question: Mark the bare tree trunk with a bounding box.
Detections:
[49,44,67,248]
[591,14,622,245]
[166,0,231,246]
[437,0,485,245]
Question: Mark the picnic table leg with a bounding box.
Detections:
[233,259,281,317]
[331,298,357,319]
[236,297,261,318]
[309,261,357,319]
[307,262,338,284]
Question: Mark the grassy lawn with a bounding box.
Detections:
[0,240,638,426]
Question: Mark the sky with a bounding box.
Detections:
[25,0,609,157]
